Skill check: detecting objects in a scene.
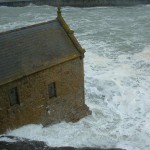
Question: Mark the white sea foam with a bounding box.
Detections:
[0,4,150,150]
[0,137,17,143]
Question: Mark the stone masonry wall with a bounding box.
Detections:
[0,58,91,134]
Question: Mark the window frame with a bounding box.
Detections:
[8,87,20,106]
[48,82,57,99]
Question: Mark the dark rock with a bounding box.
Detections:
[0,136,125,150]
[0,0,150,7]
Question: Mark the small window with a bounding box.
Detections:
[48,82,56,98]
[9,87,20,106]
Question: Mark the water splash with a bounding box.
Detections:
[1,4,150,150]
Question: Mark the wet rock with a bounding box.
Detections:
[0,136,125,150]
[0,0,150,7]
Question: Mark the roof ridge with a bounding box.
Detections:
[0,18,81,86]
[0,20,57,35]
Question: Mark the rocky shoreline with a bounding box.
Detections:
[0,0,150,7]
[0,136,125,150]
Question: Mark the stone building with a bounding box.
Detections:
[0,8,91,134]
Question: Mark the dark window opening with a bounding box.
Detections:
[48,82,56,98]
[9,87,20,106]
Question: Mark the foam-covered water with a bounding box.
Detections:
[0,4,150,150]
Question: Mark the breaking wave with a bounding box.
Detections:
[0,4,150,150]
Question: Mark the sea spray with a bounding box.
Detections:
[0,4,150,150]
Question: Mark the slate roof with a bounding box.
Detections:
[0,12,85,86]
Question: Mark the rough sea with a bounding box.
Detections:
[0,4,150,150]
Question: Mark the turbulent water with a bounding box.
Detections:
[0,4,150,150]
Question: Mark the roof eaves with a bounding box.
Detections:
[0,53,81,86]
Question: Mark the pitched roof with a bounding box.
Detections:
[0,11,85,86]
